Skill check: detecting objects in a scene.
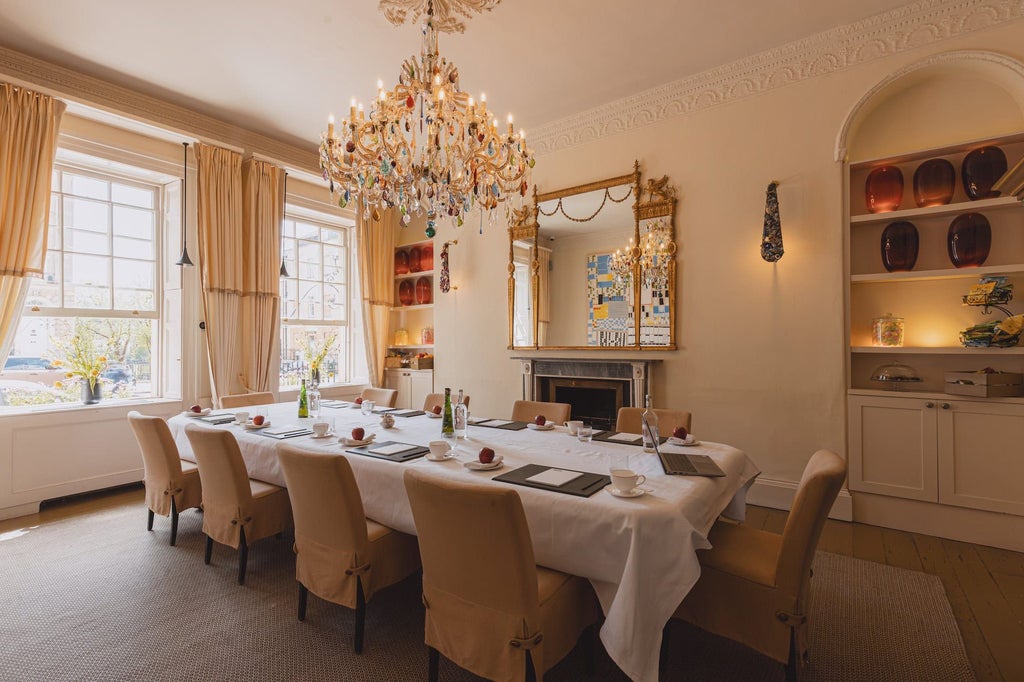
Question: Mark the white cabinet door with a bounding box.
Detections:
[409,371,434,412]
[384,370,411,410]
[848,394,938,502]
[937,399,1024,516]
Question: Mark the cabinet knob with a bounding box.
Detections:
[941,403,951,409]
[924,402,934,408]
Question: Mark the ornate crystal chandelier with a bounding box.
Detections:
[610,218,672,290]
[318,0,534,237]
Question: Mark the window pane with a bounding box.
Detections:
[62,173,108,200]
[282,219,295,238]
[298,241,321,280]
[63,197,109,234]
[25,252,61,308]
[64,227,109,255]
[279,325,345,387]
[323,265,343,284]
[64,253,111,309]
[113,206,155,239]
[280,279,298,320]
[321,228,343,245]
[295,221,319,240]
[113,260,156,310]
[114,236,154,260]
[324,284,345,321]
[47,195,60,248]
[111,183,154,209]
[324,244,344,273]
[282,238,297,279]
[298,281,323,319]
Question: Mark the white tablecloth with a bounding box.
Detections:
[169,404,760,682]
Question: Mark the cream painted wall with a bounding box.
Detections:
[432,25,1024,485]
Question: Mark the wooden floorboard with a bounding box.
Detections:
[816,518,853,555]
[852,523,887,564]
[743,505,770,530]
[881,528,923,572]
[977,546,1024,630]
[762,508,787,534]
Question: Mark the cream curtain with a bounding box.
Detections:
[0,83,65,362]
[240,159,283,396]
[194,143,244,407]
[533,246,551,346]
[356,208,397,387]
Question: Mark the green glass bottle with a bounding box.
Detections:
[298,378,309,418]
[441,387,455,439]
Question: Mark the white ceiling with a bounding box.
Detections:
[0,0,915,150]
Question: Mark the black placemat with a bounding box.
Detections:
[591,431,667,446]
[493,464,610,498]
[345,440,428,462]
[471,419,529,431]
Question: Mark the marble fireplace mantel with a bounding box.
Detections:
[512,357,662,410]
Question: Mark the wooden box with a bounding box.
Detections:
[384,356,404,369]
[410,356,434,370]
[945,371,1023,397]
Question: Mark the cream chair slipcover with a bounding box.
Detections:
[510,400,571,425]
[616,407,692,434]
[669,449,846,678]
[360,387,398,408]
[220,391,274,409]
[277,445,420,653]
[404,469,600,682]
[184,424,292,584]
[422,393,470,413]
[126,411,202,546]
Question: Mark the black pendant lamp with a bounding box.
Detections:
[175,142,194,267]
[280,172,290,277]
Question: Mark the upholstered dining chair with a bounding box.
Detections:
[616,407,692,434]
[276,445,420,653]
[184,424,292,585]
[665,449,847,681]
[422,392,470,413]
[360,387,398,408]
[510,399,571,425]
[126,411,202,546]
[220,391,274,409]
[404,469,601,682]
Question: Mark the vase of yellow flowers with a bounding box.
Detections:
[300,331,337,389]
[54,329,109,405]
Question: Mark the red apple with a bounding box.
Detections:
[673,425,688,440]
[352,427,365,441]
[355,397,363,405]
[432,404,442,415]
[252,415,265,426]
[190,404,202,413]
[534,414,546,426]
[478,447,495,464]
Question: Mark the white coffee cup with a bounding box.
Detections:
[312,421,330,437]
[427,440,451,460]
[610,468,646,493]
[564,420,583,435]
[234,411,250,424]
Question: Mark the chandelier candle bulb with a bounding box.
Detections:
[327,115,334,138]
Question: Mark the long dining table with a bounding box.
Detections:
[168,402,760,682]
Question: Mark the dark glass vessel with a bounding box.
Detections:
[913,158,955,207]
[880,221,919,272]
[947,213,991,268]
[865,166,904,213]
[962,146,1007,200]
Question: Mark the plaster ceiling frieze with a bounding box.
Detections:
[378,0,503,33]
[530,0,1024,156]
[0,45,318,173]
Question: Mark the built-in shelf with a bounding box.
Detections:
[850,263,1024,283]
[848,387,1024,404]
[387,344,434,350]
[850,196,1020,225]
[394,270,435,281]
[390,303,433,312]
[851,346,1024,354]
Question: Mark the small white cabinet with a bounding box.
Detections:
[384,369,433,410]
[849,392,1024,516]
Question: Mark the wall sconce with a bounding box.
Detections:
[440,239,458,293]
[760,181,783,262]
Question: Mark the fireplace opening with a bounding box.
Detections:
[540,376,631,431]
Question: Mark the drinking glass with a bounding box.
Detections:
[577,424,593,443]
[360,400,375,416]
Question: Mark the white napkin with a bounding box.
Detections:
[526,468,585,487]
[607,433,643,443]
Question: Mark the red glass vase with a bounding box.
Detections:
[913,158,955,207]
[420,243,434,271]
[880,221,919,272]
[409,246,423,273]
[865,166,903,213]
[962,146,1007,200]
[415,276,432,305]
[947,213,991,268]
[394,250,409,275]
[398,279,415,306]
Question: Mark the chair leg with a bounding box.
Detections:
[147,509,154,531]
[298,582,308,621]
[354,577,366,654]
[427,646,439,682]
[525,650,537,682]
[204,535,213,565]
[785,629,798,682]
[237,529,248,585]
[583,624,597,676]
[659,621,671,676]
[169,498,179,547]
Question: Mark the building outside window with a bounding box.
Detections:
[0,165,160,407]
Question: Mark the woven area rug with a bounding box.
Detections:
[0,503,973,681]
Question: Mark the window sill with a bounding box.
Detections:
[0,397,180,419]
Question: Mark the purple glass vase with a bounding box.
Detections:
[947,213,991,268]
[881,221,919,272]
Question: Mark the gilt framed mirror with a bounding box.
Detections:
[508,162,677,350]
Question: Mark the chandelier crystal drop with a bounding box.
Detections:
[318,1,534,233]
[611,219,672,290]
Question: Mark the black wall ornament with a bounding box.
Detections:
[760,181,783,263]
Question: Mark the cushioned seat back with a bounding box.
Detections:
[220,391,274,408]
[404,469,539,618]
[128,411,183,482]
[277,446,369,553]
[423,393,471,413]
[361,387,398,407]
[776,449,847,597]
[615,407,692,434]
[511,400,571,425]
[185,425,253,509]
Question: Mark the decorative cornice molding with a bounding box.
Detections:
[0,45,319,173]
[531,0,1024,156]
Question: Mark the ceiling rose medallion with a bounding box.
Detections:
[319,0,533,236]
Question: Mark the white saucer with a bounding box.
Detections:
[242,422,271,430]
[527,423,554,431]
[606,484,646,498]
[183,409,211,418]
[426,452,457,462]
[309,432,336,440]
[425,412,442,419]
[465,455,504,471]
[667,435,700,446]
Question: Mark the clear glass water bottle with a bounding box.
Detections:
[641,393,659,453]
[454,388,467,439]
[441,387,455,440]
[309,383,321,419]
